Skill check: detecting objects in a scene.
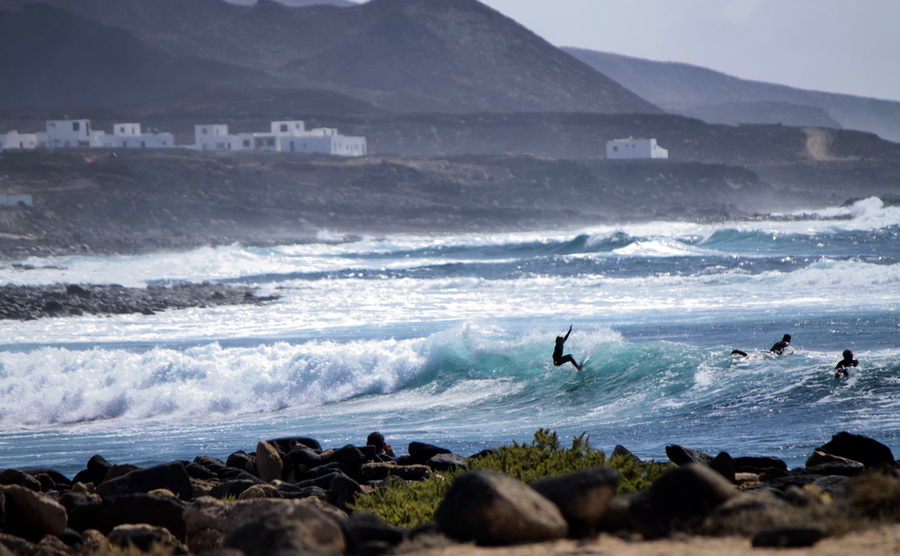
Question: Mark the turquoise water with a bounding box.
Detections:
[1,197,898,476]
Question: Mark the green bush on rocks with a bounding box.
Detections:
[348,429,670,528]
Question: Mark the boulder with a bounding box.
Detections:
[194,456,229,478]
[321,445,367,468]
[408,442,451,464]
[326,473,362,510]
[0,469,41,492]
[434,470,567,545]
[238,484,283,500]
[95,462,192,500]
[103,464,139,483]
[815,432,895,468]
[530,466,619,537]
[301,462,352,481]
[209,480,259,500]
[284,447,322,471]
[611,445,641,461]
[629,463,737,537]
[73,455,112,486]
[806,449,863,468]
[0,533,69,556]
[80,529,111,553]
[226,451,256,473]
[109,524,189,554]
[223,508,345,556]
[0,484,68,542]
[664,445,713,466]
[256,441,284,483]
[62,492,187,540]
[184,496,345,555]
[710,452,736,482]
[273,483,328,501]
[186,462,218,481]
[468,447,502,459]
[339,512,407,555]
[267,437,323,454]
[425,453,467,472]
[24,468,73,489]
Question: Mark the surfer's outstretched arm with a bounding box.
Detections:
[562,325,572,342]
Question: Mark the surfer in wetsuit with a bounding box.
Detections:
[553,325,582,371]
[834,349,858,378]
[770,334,791,355]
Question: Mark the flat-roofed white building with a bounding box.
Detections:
[194,124,232,151]
[91,122,175,149]
[0,131,39,151]
[44,119,91,148]
[606,138,668,160]
[192,120,366,156]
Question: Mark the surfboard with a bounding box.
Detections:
[577,356,590,372]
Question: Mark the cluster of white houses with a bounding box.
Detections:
[0,118,367,157]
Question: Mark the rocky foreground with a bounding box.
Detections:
[0,282,278,321]
[1,431,899,556]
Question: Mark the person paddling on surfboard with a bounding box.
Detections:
[553,325,583,371]
[770,334,791,355]
[834,349,858,379]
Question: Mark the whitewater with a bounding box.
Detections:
[1,197,899,476]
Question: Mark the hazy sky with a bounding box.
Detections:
[475,0,900,102]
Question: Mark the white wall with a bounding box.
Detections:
[606,138,668,159]
[271,121,305,135]
[195,125,231,150]
[0,131,39,151]
[113,123,142,137]
[46,119,91,147]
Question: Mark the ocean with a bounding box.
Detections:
[1,197,898,477]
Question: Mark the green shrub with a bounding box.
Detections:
[348,429,670,528]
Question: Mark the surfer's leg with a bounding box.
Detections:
[558,354,579,370]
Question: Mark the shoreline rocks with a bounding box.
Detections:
[0,430,897,555]
[0,282,278,321]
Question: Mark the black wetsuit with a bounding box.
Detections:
[835,356,858,378]
[770,335,791,355]
[552,327,580,370]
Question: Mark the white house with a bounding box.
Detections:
[91,122,175,149]
[192,120,366,156]
[606,138,668,160]
[41,119,92,148]
[0,131,39,151]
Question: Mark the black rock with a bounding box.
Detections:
[226,451,256,472]
[425,453,468,471]
[629,463,736,537]
[816,432,895,467]
[665,445,713,466]
[468,447,501,459]
[323,445,368,468]
[752,526,824,547]
[295,472,348,491]
[530,466,619,538]
[340,512,407,554]
[194,455,229,477]
[274,484,328,500]
[0,468,42,491]
[209,480,258,500]
[63,492,188,540]
[327,473,363,510]
[73,454,112,485]
[186,462,217,481]
[794,462,865,478]
[23,468,73,488]
[710,452,736,482]
[267,437,322,453]
[408,442,451,464]
[300,462,352,481]
[611,445,641,461]
[284,447,322,470]
[95,461,192,500]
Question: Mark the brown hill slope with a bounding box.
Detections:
[0,0,660,114]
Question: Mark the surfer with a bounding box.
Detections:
[553,325,583,371]
[770,334,791,355]
[834,349,858,378]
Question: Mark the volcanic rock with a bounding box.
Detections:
[530,466,619,538]
[256,441,284,483]
[95,461,192,500]
[109,523,189,554]
[815,432,895,468]
[435,469,568,545]
[0,484,68,542]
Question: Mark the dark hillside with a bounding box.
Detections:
[565,48,900,143]
[0,4,268,109]
[0,0,661,114]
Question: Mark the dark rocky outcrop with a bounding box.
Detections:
[629,463,737,537]
[435,470,567,545]
[815,432,896,468]
[665,444,714,466]
[94,462,192,500]
[407,442,451,465]
[530,467,619,538]
[62,491,187,539]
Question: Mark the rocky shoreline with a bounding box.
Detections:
[1,431,899,556]
[0,282,279,321]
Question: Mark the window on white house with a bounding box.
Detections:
[72,122,80,131]
[280,124,288,132]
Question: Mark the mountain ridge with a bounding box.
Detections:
[565,47,900,142]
